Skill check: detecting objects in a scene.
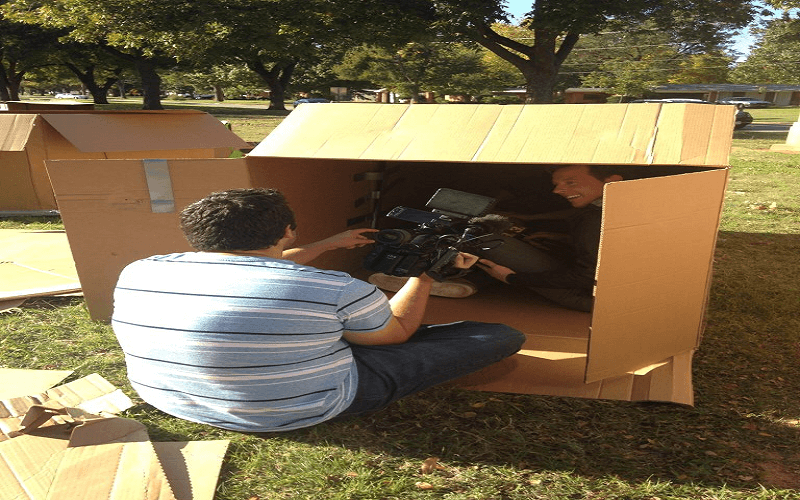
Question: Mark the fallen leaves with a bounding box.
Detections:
[421,457,446,474]
[746,201,778,211]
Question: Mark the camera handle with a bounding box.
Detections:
[426,247,471,282]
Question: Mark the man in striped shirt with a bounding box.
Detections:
[112,188,525,432]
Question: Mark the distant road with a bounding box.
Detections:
[743,122,792,133]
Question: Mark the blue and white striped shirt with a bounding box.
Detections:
[111,252,392,432]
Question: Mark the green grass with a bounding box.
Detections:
[2,105,800,499]
[747,107,800,123]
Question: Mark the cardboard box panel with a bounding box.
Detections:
[46,158,257,320]
[1,111,250,211]
[40,112,246,153]
[588,169,728,382]
[252,103,733,166]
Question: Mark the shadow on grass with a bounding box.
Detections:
[81,232,797,493]
[733,130,790,143]
[263,231,800,490]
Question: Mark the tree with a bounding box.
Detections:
[730,12,800,84]
[0,2,64,101]
[433,0,757,102]
[574,21,735,98]
[3,0,216,109]
[669,52,734,84]
[336,40,516,101]
[200,0,435,110]
[56,44,131,103]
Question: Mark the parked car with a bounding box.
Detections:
[735,109,754,129]
[293,98,331,107]
[718,97,774,108]
[54,93,89,99]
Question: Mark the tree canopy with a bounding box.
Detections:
[1,0,793,106]
[432,0,758,102]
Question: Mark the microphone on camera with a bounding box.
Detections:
[467,214,513,235]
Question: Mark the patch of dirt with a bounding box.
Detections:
[757,451,800,489]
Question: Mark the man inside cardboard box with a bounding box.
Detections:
[111,188,525,433]
[370,165,622,313]
[475,164,623,312]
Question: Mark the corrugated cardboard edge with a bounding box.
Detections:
[0,228,82,301]
[0,373,133,441]
[0,114,37,151]
[0,373,230,500]
[39,112,250,153]
[47,440,177,500]
[0,369,72,400]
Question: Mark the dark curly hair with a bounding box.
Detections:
[179,188,297,251]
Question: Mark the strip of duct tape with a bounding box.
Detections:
[142,159,175,213]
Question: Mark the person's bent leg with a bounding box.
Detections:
[338,321,525,417]
[531,287,593,312]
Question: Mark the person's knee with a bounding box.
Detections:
[460,321,526,350]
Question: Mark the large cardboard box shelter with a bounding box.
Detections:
[46,103,735,406]
[0,110,249,211]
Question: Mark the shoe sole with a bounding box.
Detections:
[368,274,476,298]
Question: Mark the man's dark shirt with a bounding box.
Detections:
[505,203,601,291]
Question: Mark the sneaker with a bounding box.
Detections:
[368,273,477,298]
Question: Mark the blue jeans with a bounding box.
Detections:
[337,321,525,417]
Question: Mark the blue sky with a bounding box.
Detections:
[501,0,757,60]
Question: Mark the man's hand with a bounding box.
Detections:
[317,228,378,250]
[475,258,516,284]
[283,228,377,264]
[452,252,479,269]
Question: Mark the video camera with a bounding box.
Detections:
[363,188,509,281]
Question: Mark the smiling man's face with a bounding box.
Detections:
[551,165,610,208]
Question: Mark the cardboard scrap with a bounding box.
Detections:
[0,369,73,400]
[0,229,81,302]
[0,371,230,500]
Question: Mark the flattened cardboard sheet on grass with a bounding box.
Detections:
[0,372,132,440]
[0,229,81,304]
[0,371,229,500]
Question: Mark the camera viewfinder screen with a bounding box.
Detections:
[425,188,496,217]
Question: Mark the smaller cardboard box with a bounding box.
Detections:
[0,110,249,211]
[46,103,735,406]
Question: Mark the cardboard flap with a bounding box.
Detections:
[67,417,151,447]
[0,113,37,151]
[586,169,728,382]
[0,229,81,301]
[48,441,177,500]
[0,368,72,399]
[250,103,734,166]
[40,112,249,152]
[45,157,254,320]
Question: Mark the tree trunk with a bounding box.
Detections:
[2,60,23,101]
[0,63,12,101]
[135,59,163,110]
[213,85,225,102]
[246,59,297,111]
[474,22,578,105]
[63,63,120,105]
[7,74,22,101]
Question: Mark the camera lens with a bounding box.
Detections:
[374,229,412,245]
